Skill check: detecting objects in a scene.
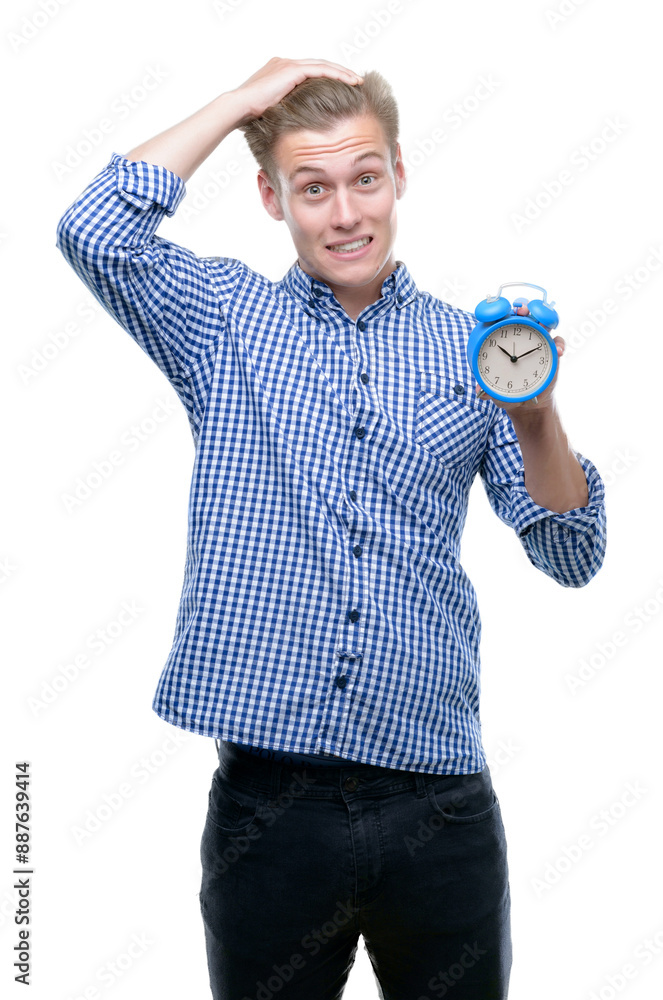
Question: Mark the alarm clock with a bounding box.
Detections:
[467,282,559,403]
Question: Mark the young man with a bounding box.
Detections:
[56,57,606,1000]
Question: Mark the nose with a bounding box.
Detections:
[329,186,362,230]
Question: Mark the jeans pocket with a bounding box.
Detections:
[426,768,499,824]
[205,766,266,834]
[415,372,491,468]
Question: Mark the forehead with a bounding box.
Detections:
[275,114,390,184]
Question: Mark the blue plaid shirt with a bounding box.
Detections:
[56,153,606,774]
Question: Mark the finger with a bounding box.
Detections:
[294,59,364,80]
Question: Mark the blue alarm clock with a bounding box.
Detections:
[467,282,559,403]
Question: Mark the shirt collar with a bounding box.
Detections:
[279,259,419,319]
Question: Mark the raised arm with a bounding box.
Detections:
[123,57,364,180]
[55,58,364,390]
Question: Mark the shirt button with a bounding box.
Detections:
[354,426,366,439]
[335,675,347,689]
[353,545,362,557]
[357,320,366,331]
[313,287,324,298]
[350,491,357,501]
[453,384,465,395]
[360,372,369,384]
[397,293,403,304]
[348,609,360,622]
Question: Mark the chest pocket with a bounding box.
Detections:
[414,372,492,468]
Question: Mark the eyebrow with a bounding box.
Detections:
[288,150,386,182]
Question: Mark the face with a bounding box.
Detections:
[257,113,406,307]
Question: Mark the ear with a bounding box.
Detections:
[394,143,406,200]
[257,169,285,221]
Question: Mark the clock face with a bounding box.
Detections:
[476,322,553,397]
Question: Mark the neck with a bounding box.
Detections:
[302,255,399,323]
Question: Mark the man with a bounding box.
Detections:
[56,57,606,1000]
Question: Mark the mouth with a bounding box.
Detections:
[325,235,373,257]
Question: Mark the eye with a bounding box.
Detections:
[305,184,323,196]
[358,175,375,186]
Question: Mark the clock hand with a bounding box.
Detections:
[513,345,543,360]
[497,344,518,361]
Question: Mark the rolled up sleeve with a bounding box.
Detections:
[55,153,241,383]
[479,406,607,587]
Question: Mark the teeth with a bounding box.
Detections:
[328,237,371,253]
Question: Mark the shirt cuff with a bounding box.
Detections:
[509,452,605,537]
[108,152,186,216]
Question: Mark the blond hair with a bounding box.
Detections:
[239,70,400,195]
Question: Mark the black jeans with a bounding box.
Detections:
[200,741,511,999]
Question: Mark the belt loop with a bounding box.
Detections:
[414,772,427,798]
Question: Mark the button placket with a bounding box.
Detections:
[335,313,373,662]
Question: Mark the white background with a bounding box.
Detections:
[2,0,662,997]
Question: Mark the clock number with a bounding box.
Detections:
[500,330,508,339]
[494,376,500,383]
[481,351,488,359]
[484,366,490,373]
[523,378,529,387]
[539,357,545,365]
[507,380,513,389]
[489,338,496,347]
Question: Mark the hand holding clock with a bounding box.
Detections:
[468,285,587,513]
[476,301,565,416]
